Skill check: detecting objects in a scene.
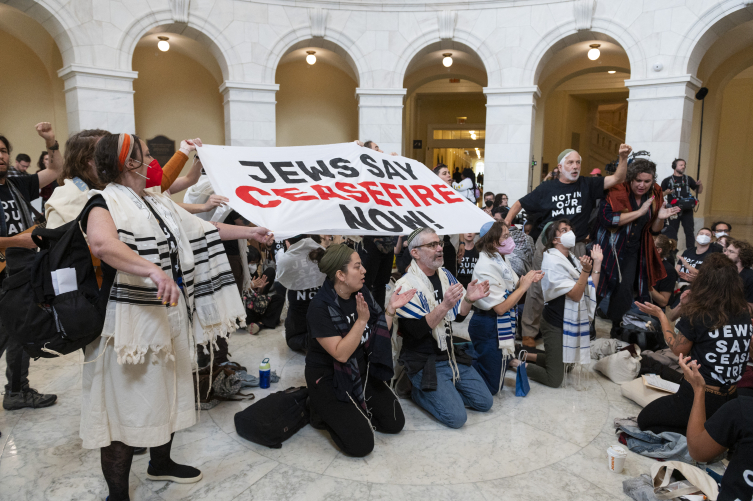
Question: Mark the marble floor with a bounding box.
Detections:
[0,317,657,501]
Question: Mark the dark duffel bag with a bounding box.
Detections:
[234,386,309,449]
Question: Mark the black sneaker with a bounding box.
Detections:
[133,447,147,455]
[146,460,202,484]
[2,388,57,410]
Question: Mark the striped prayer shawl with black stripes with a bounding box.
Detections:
[92,184,246,365]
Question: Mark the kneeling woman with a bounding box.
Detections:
[525,219,602,387]
[306,244,414,457]
[470,221,544,394]
[636,253,752,435]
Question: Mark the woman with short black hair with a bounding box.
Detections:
[305,244,414,457]
[636,253,752,435]
[523,219,603,387]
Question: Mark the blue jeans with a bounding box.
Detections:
[408,361,493,429]
[469,313,505,395]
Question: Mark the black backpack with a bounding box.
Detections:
[234,386,309,449]
[0,216,111,358]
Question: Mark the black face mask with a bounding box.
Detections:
[485,200,493,208]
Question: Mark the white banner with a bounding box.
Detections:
[196,142,492,239]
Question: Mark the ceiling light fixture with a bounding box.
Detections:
[608,70,616,74]
[157,36,170,52]
[442,53,453,68]
[587,44,601,61]
[306,50,317,65]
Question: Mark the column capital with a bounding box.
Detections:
[57,64,138,82]
[355,88,406,108]
[219,81,280,94]
[624,75,702,102]
[220,81,279,105]
[483,86,541,106]
[624,75,702,90]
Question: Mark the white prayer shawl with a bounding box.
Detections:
[275,238,326,290]
[541,248,596,365]
[92,184,246,364]
[184,176,251,293]
[394,260,465,352]
[472,252,519,355]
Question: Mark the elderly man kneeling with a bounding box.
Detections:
[394,227,492,428]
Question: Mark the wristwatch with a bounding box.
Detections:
[48,141,59,151]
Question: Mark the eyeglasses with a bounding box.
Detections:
[414,240,444,250]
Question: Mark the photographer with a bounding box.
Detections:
[661,159,703,246]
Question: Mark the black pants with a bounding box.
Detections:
[606,250,640,326]
[0,272,30,393]
[663,209,695,247]
[284,291,308,352]
[637,379,735,435]
[358,241,393,309]
[305,366,404,457]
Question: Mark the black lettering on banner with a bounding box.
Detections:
[369,209,402,232]
[271,161,305,183]
[240,161,275,183]
[330,158,359,178]
[417,211,444,229]
[360,154,384,178]
[340,204,376,231]
[388,211,424,230]
[392,161,418,180]
[295,160,335,181]
[382,160,406,180]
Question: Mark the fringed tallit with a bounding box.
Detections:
[92,184,246,365]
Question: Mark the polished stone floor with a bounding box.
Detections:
[0,317,655,501]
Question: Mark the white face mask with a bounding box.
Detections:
[559,230,576,248]
[715,231,728,238]
[696,235,711,246]
[248,264,258,274]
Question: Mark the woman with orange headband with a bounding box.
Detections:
[77,133,273,500]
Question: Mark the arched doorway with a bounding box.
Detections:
[0,4,68,168]
[402,42,488,193]
[131,27,226,201]
[533,35,631,188]
[686,13,753,234]
[275,42,358,147]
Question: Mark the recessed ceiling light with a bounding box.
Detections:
[608,70,616,74]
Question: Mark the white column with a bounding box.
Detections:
[483,87,541,203]
[625,75,702,181]
[355,89,406,156]
[220,82,279,147]
[57,65,137,134]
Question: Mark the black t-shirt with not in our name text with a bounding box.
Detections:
[456,246,478,289]
[519,176,605,242]
[0,176,40,236]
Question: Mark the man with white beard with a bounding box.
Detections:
[505,146,631,348]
